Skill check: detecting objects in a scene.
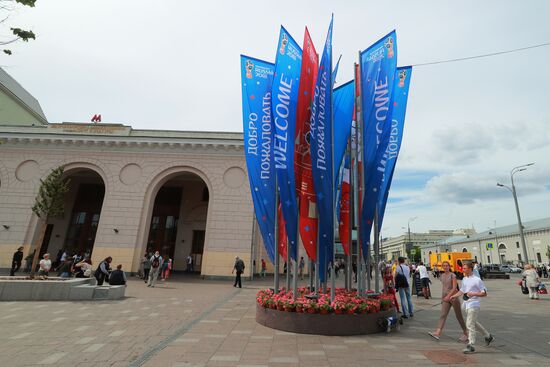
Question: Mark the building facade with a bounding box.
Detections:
[420,218,550,266]
[379,230,456,261]
[0,67,270,277]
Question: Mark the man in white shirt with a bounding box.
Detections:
[416,262,430,299]
[148,251,163,288]
[38,253,52,279]
[451,262,494,354]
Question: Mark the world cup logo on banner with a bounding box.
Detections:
[384,36,394,58]
[245,60,254,79]
[398,69,407,87]
[280,33,288,55]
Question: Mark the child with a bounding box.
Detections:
[383,267,399,312]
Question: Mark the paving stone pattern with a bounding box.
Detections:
[0,275,549,366]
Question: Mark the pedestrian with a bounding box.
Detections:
[38,253,52,279]
[260,258,267,278]
[161,256,171,280]
[352,262,357,283]
[109,264,127,286]
[148,251,163,287]
[395,257,414,318]
[383,267,399,312]
[10,246,24,276]
[94,256,112,286]
[378,259,387,279]
[522,264,540,300]
[74,258,93,278]
[142,253,151,283]
[186,254,193,273]
[450,262,494,354]
[232,256,245,288]
[299,257,305,280]
[283,261,287,274]
[429,261,469,342]
[472,262,481,278]
[416,261,431,299]
[543,264,548,278]
[24,250,35,273]
[57,257,74,278]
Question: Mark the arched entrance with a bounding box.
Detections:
[144,171,210,273]
[39,167,106,262]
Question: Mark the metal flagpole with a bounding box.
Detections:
[330,46,336,304]
[309,258,314,291]
[286,241,290,290]
[315,209,320,295]
[292,239,298,298]
[346,133,354,291]
[274,186,280,293]
[374,204,380,292]
[355,56,366,296]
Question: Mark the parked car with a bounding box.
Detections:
[500,265,512,273]
[509,266,522,273]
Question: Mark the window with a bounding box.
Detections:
[498,243,507,250]
[516,242,520,248]
[518,253,522,261]
[462,247,468,252]
[487,255,490,263]
[537,253,542,263]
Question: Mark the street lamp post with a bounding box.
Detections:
[406,217,417,260]
[497,163,534,265]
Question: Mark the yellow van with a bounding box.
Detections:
[429,252,473,278]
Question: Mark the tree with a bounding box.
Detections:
[1,0,37,55]
[546,245,550,262]
[29,166,69,277]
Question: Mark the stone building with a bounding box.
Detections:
[0,67,269,277]
[379,230,456,261]
[421,218,550,266]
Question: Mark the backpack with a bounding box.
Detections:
[395,265,409,288]
[152,256,160,269]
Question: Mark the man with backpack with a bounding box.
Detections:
[148,251,163,288]
[232,256,245,288]
[395,257,414,319]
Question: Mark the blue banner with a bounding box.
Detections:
[240,55,276,263]
[377,66,412,230]
[333,80,355,189]
[310,17,333,282]
[272,26,302,260]
[360,30,398,261]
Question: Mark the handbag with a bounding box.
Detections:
[394,265,409,288]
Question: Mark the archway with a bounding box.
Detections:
[40,167,106,264]
[144,171,210,273]
[462,247,468,252]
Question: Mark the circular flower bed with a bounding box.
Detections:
[256,287,394,315]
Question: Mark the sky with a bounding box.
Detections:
[2,0,550,238]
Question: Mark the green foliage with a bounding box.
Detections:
[1,0,37,55]
[32,166,70,220]
[15,0,36,6]
[546,245,550,261]
[11,28,36,41]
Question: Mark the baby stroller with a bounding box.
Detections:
[538,283,548,295]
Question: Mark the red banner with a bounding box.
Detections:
[294,27,319,261]
[339,164,350,256]
[278,204,288,261]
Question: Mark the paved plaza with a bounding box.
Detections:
[0,274,548,367]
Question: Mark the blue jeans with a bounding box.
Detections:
[398,287,413,317]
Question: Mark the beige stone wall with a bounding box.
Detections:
[0,140,254,276]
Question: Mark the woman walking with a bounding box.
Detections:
[522,264,540,300]
[429,261,469,342]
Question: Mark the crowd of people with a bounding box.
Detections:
[7,246,128,286]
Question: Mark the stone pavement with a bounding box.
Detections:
[0,274,548,367]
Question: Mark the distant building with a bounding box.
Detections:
[380,230,457,261]
[421,218,550,266]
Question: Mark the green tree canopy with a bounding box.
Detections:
[32,166,69,220]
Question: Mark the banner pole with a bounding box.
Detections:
[315,207,320,295]
[309,258,314,291]
[286,242,290,290]
[355,56,366,296]
[347,132,353,291]
[330,43,336,304]
[374,204,380,293]
[274,185,280,293]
